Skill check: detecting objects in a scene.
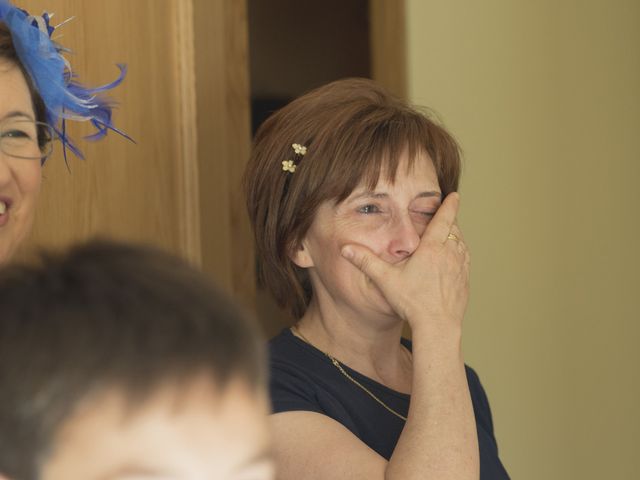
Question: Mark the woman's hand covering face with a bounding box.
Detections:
[340,192,470,332]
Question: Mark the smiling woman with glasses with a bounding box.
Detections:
[0,43,46,262]
[0,1,128,263]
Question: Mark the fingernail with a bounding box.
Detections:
[341,246,354,259]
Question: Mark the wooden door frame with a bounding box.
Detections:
[369,0,407,99]
[190,0,256,309]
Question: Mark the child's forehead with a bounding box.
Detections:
[43,378,271,480]
[67,375,264,428]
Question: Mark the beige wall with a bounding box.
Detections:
[407,1,639,478]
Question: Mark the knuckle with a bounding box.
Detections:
[358,256,370,273]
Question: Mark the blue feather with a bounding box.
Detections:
[0,1,131,163]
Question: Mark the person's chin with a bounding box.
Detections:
[0,227,29,263]
[361,287,398,321]
[0,238,14,264]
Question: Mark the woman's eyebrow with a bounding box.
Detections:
[2,110,35,121]
[349,190,442,202]
[350,192,389,201]
[416,191,442,199]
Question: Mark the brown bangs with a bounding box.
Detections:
[330,110,457,203]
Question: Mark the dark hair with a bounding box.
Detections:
[244,77,462,318]
[0,240,266,480]
[0,21,51,152]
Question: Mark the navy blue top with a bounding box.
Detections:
[269,328,510,479]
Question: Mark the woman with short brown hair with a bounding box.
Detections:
[245,78,509,479]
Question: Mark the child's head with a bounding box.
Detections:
[0,241,274,480]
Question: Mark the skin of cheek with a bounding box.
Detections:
[308,210,396,315]
[342,213,398,289]
[0,61,42,263]
[3,159,42,261]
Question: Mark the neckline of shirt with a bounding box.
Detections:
[283,327,412,401]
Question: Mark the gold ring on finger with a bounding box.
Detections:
[447,233,460,242]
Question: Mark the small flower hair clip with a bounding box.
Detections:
[292,143,307,155]
[282,159,296,173]
[282,143,307,174]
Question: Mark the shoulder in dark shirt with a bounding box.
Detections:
[269,328,510,479]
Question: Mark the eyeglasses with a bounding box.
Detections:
[0,118,55,160]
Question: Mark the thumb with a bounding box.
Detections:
[341,244,391,283]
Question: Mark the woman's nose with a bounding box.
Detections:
[388,214,421,260]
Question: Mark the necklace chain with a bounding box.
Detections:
[291,326,408,422]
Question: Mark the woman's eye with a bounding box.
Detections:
[358,204,381,214]
[2,129,32,139]
[413,210,436,219]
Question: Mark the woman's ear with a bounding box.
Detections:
[290,240,314,268]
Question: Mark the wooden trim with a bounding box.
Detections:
[190,0,255,308]
[369,0,407,99]
[174,0,203,266]
[223,0,256,309]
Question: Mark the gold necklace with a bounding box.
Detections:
[291,326,408,422]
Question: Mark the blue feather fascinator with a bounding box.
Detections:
[0,0,131,162]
